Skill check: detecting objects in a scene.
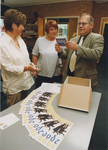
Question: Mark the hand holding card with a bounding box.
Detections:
[56,38,67,46]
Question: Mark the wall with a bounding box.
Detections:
[1,4,10,16]
[68,18,78,40]
[15,1,108,34]
[93,2,108,33]
[16,1,93,18]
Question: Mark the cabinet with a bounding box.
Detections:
[22,24,37,37]
[22,17,44,60]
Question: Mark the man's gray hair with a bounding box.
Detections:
[81,13,94,24]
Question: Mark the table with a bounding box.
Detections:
[0,91,101,150]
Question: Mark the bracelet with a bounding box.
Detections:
[27,66,28,71]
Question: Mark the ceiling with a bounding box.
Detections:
[1,0,108,7]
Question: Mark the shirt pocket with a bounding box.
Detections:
[86,70,98,76]
[86,70,98,89]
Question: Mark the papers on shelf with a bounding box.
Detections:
[0,113,20,130]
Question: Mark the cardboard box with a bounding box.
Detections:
[58,76,92,112]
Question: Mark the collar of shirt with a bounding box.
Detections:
[77,32,91,44]
[4,32,20,44]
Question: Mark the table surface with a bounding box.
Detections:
[0,91,101,150]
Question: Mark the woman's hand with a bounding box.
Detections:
[32,71,38,78]
[29,64,41,78]
[24,64,40,75]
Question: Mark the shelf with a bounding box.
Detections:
[22,17,43,53]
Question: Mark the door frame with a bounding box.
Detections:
[99,17,108,35]
[44,16,80,36]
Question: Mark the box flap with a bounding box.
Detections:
[64,76,68,84]
[64,76,91,87]
[58,83,92,112]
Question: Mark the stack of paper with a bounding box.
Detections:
[19,86,73,150]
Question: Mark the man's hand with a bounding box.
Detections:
[65,41,78,51]
[55,43,62,53]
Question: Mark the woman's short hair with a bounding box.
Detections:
[4,9,27,31]
[45,20,58,33]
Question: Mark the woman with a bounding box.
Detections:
[32,20,62,88]
[0,9,39,107]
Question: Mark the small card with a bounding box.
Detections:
[0,113,20,130]
[56,38,67,46]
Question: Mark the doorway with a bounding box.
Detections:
[99,24,108,64]
[99,17,108,64]
[44,16,79,40]
[44,16,79,76]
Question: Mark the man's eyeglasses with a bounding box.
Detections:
[77,22,90,26]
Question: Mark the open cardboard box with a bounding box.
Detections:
[58,76,92,112]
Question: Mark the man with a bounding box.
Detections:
[0,9,39,107]
[55,13,104,89]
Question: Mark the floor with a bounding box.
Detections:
[0,62,108,150]
[88,63,108,150]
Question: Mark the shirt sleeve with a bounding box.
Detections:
[32,38,40,56]
[0,45,24,76]
[77,34,104,61]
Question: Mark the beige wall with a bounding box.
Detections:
[15,1,108,34]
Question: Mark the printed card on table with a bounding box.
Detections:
[19,88,74,150]
[25,105,73,150]
[0,113,20,130]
